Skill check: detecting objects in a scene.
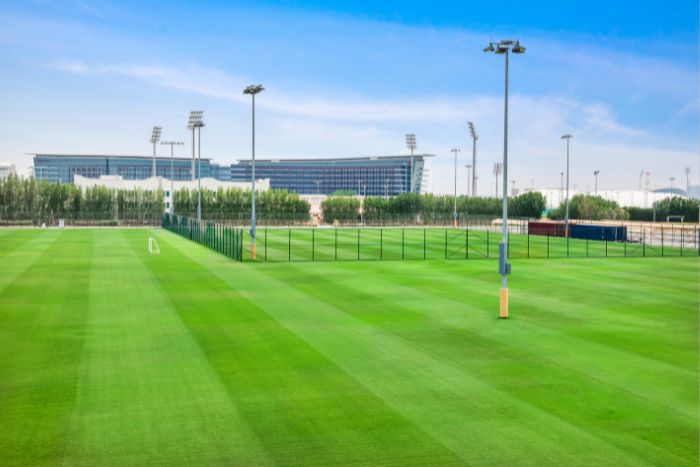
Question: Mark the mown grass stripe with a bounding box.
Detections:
[62,229,273,466]
[0,231,92,466]
[165,231,657,466]
[268,260,696,464]
[147,230,464,466]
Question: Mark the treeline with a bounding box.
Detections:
[550,194,699,223]
[0,174,164,224]
[174,187,310,223]
[322,192,547,224]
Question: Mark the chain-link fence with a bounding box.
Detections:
[0,212,163,228]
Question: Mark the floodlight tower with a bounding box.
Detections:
[484,38,525,319]
[493,162,503,197]
[243,84,265,260]
[511,179,516,193]
[161,140,184,214]
[451,148,460,226]
[638,169,644,191]
[465,164,472,196]
[187,111,203,181]
[669,177,675,190]
[149,126,162,177]
[560,171,564,204]
[593,170,600,195]
[405,134,417,193]
[562,134,573,238]
[685,167,691,194]
[468,122,478,196]
[187,111,205,220]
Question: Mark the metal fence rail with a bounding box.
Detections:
[163,214,243,262]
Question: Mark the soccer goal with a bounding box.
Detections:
[148,237,160,255]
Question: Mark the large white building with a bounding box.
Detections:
[528,188,685,209]
[74,175,270,212]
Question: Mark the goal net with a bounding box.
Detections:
[148,237,160,255]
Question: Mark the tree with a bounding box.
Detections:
[321,196,360,224]
[509,192,546,219]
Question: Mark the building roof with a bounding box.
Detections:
[233,154,435,164]
[27,153,210,162]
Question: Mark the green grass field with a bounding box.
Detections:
[0,228,697,466]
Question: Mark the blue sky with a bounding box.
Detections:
[0,0,697,194]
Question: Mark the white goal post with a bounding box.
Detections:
[148,237,160,255]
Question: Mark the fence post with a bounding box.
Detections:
[605,238,608,258]
[566,234,570,258]
[487,230,490,259]
[547,232,550,258]
[288,229,291,262]
[402,228,405,260]
[423,228,426,260]
[335,229,338,261]
[680,227,684,256]
[527,231,529,259]
[444,229,447,259]
[643,228,646,257]
[380,228,383,261]
[466,228,469,259]
[265,228,268,261]
[357,229,360,261]
[661,226,664,256]
[312,228,315,261]
[624,235,627,257]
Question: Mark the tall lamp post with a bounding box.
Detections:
[561,134,573,238]
[187,111,205,220]
[484,38,525,319]
[406,134,417,193]
[451,148,460,226]
[560,171,564,204]
[465,164,472,196]
[493,163,503,197]
[685,167,691,195]
[593,170,600,195]
[468,122,478,196]
[150,126,162,177]
[244,84,265,260]
[161,140,184,214]
[669,177,675,190]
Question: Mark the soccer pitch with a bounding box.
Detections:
[0,229,697,466]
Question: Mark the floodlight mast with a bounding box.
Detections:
[484,38,525,319]
[593,170,600,195]
[187,111,205,220]
[685,167,691,194]
[243,84,265,260]
[150,126,162,177]
[465,164,472,195]
[405,134,417,193]
[451,148,460,226]
[161,140,184,214]
[562,134,573,238]
[468,122,478,196]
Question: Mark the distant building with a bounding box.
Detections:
[32,154,212,184]
[529,188,685,209]
[73,175,269,212]
[0,163,16,180]
[31,153,432,196]
[229,155,432,196]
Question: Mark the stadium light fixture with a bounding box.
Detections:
[451,148,460,227]
[405,134,417,193]
[161,140,184,214]
[468,122,478,196]
[593,170,600,195]
[187,111,205,220]
[243,84,265,260]
[484,38,525,319]
[149,126,162,177]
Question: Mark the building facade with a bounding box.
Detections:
[32,154,211,184]
[229,155,431,196]
[32,153,431,195]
